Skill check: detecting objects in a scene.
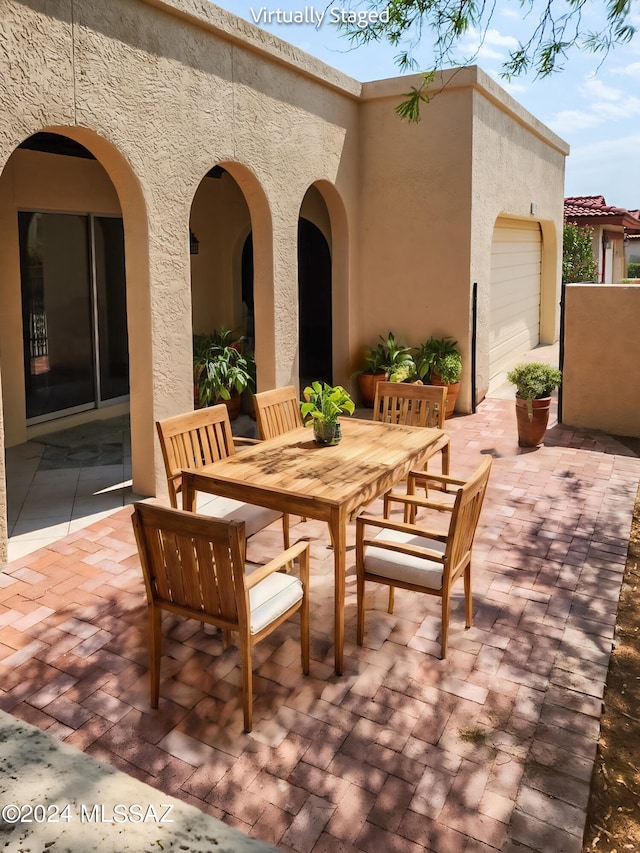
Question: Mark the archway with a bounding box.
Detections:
[297,219,332,387]
[297,182,349,389]
[189,163,273,392]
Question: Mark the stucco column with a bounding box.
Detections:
[128,203,193,499]
[275,217,300,389]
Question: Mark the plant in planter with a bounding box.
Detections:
[507,362,561,447]
[193,330,256,419]
[300,381,355,445]
[415,336,462,418]
[355,332,415,405]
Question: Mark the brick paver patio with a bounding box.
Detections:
[1,398,638,852]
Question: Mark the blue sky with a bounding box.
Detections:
[211,1,640,211]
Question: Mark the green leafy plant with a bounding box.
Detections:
[300,381,355,426]
[355,332,416,379]
[193,330,255,407]
[562,222,598,283]
[627,261,640,278]
[507,363,562,401]
[415,336,462,384]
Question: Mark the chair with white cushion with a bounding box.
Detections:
[356,456,492,659]
[156,405,288,549]
[132,503,310,732]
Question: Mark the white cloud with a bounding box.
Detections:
[611,61,640,77]
[580,77,623,101]
[459,26,520,63]
[565,132,640,208]
[548,109,603,134]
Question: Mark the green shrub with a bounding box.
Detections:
[507,363,562,400]
[627,262,640,278]
[563,222,598,283]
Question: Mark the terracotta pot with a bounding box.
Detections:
[431,376,461,418]
[313,420,342,445]
[357,371,386,408]
[515,396,551,447]
[219,391,242,421]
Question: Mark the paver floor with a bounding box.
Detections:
[1,398,639,852]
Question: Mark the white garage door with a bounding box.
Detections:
[489,218,541,378]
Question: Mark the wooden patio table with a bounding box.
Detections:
[181,416,446,674]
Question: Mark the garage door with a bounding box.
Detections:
[489,218,541,378]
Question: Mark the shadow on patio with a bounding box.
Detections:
[1,398,639,852]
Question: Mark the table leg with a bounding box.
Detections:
[329,507,346,675]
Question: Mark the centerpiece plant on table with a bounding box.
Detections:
[300,381,355,445]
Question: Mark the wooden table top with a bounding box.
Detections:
[182,417,445,519]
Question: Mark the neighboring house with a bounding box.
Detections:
[0,0,568,561]
[564,196,640,283]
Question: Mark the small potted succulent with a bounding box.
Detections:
[414,336,462,418]
[300,381,355,445]
[506,362,562,447]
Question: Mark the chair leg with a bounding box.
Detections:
[301,597,310,677]
[442,443,450,477]
[441,592,451,660]
[148,605,162,709]
[387,586,395,614]
[356,573,365,645]
[282,513,290,549]
[241,639,253,733]
[464,564,472,628]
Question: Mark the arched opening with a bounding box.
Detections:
[0,127,151,562]
[189,164,273,402]
[297,219,332,387]
[1,132,130,434]
[298,186,333,388]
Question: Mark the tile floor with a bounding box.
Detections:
[1,397,639,852]
[5,415,137,562]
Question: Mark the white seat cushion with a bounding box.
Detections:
[197,496,281,538]
[364,528,446,590]
[248,572,303,635]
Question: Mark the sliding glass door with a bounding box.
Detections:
[19,212,129,423]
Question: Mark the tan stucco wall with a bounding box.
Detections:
[562,285,640,437]
[359,68,568,409]
[0,0,567,561]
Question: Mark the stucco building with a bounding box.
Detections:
[0,0,569,561]
[564,195,640,283]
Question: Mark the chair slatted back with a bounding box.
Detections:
[157,405,236,507]
[373,382,447,430]
[132,503,245,628]
[254,386,303,440]
[444,457,492,574]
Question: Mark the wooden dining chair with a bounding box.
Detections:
[253,386,306,523]
[156,405,288,548]
[131,503,310,732]
[373,381,450,476]
[253,385,303,440]
[356,456,492,659]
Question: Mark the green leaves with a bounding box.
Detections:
[563,222,599,284]
[300,382,355,424]
[507,363,562,400]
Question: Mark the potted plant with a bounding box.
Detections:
[355,332,416,406]
[300,381,355,445]
[507,362,561,447]
[415,336,462,418]
[193,329,256,419]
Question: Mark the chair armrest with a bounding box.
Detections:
[363,536,446,564]
[407,471,466,491]
[233,437,261,448]
[245,539,310,588]
[356,514,448,543]
[384,491,455,514]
